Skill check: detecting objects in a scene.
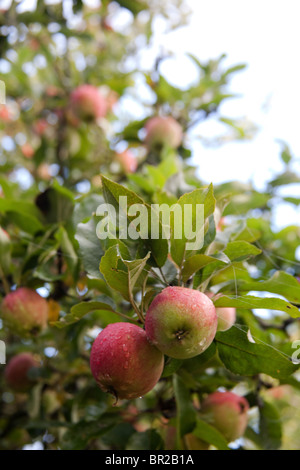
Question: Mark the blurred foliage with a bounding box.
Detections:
[0,0,299,451]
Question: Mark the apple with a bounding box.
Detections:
[21,143,34,159]
[144,116,183,150]
[216,307,236,332]
[90,322,164,400]
[5,352,40,392]
[69,84,107,121]
[1,287,48,337]
[201,391,249,442]
[115,149,137,174]
[145,287,218,359]
[206,292,236,332]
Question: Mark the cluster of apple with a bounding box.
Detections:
[90,286,247,444]
[68,84,184,175]
[90,286,236,400]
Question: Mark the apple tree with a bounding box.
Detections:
[0,0,299,450]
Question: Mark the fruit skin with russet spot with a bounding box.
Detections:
[201,391,249,442]
[1,287,48,337]
[144,116,183,150]
[5,352,40,392]
[145,286,218,359]
[69,84,107,122]
[90,322,164,400]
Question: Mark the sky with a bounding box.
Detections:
[152,0,300,228]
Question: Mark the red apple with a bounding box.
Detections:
[70,84,107,121]
[5,352,40,392]
[145,287,218,359]
[144,116,183,150]
[90,322,164,400]
[206,292,236,332]
[1,287,48,337]
[115,149,137,173]
[201,391,249,442]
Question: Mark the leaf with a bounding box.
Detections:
[75,216,104,279]
[224,192,270,216]
[126,430,163,450]
[269,171,300,188]
[214,294,300,317]
[99,244,130,301]
[0,226,11,273]
[170,185,216,267]
[52,300,117,328]
[55,226,78,273]
[161,358,183,378]
[122,252,151,294]
[240,271,300,306]
[173,374,197,438]
[224,241,261,261]
[182,254,227,283]
[193,419,229,450]
[0,199,44,234]
[101,175,168,267]
[35,181,74,223]
[216,327,298,379]
[259,399,282,450]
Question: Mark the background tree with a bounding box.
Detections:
[0,0,299,450]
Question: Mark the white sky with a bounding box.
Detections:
[150,0,300,227]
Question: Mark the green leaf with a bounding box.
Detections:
[115,0,147,15]
[55,226,78,273]
[182,254,227,283]
[240,271,300,306]
[0,199,44,234]
[161,358,183,378]
[214,294,300,317]
[75,216,104,279]
[126,430,163,450]
[193,419,229,450]
[0,227,11,273]
[173,374,197,439]
[122,252,151,294]
[259,399,282,450]
[170,185,216,267]
[101,175,168,267]
[36,181,74,224]
[224,241,261,261]
[52,300,117,328]
[99,244,130,301]
[216,327,298,379]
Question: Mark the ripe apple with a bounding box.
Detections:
[216,307,236,332]
[5,352,40,392]
[1,287,48,337]
[144,116,183,150]
[201,391,249,442]
[69,84,107,121]
[90,322,164,400]
[206,292,236,332]
[115,149,137,173]
[145,286,218,359]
